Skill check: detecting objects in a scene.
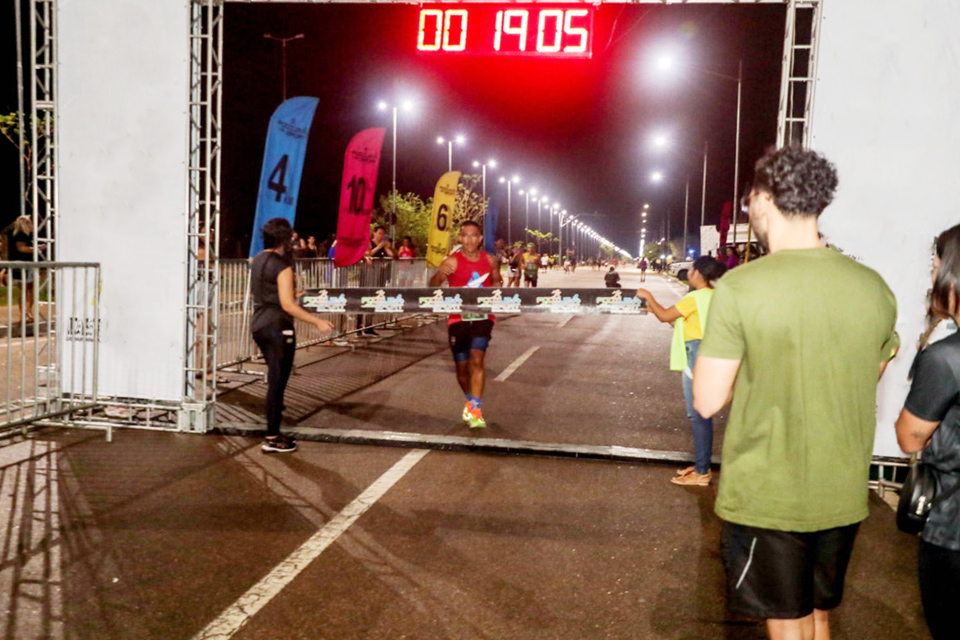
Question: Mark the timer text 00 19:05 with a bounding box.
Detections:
[417,6,594,58]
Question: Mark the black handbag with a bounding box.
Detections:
[897,461,960,534]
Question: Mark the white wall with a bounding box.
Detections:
[812,0,960,457]
[57,1,189,401]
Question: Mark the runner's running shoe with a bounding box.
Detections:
[462,403,472,423]
[466,406,486,429]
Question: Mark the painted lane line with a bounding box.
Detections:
[556,316,573,329]
[494,345,539,382]
[192,448,430,640]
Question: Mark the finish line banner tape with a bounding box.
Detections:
[300,288,648,315]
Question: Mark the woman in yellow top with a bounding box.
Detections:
[636,256,727,486]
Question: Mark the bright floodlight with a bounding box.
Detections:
[437,136,445,144]
[657,55,674,71]
[530,188,538,195]
[644,203,650,209]
[512,175,520,183]
[473,160,480,168]
[499,176,506,183]
[653,134,668,147]
[651,171,664,182]
[455,134,466,144]
[642,212,647,217]
[488,159,498,168]
[401,99,414,111]
[377,100,388,111]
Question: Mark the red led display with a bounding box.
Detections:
[417,5,594,58]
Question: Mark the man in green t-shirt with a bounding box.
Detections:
[693,147,899,640]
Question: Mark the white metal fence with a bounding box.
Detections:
[217,257,431,370]
[1,262,101,437]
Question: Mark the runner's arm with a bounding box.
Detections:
[692,356,741,418]
[429,256,457,287]
[488,254,504,286]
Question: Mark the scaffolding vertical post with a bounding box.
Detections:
[777,0,823,149]
[181,0,223,433]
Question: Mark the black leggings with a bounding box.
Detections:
[919,539,960,640]
[252,326,295,436]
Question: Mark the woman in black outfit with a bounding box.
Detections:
[252,218,333,453]
[896,223,960,640]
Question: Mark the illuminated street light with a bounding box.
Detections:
[378,98,417,240]
[654,52,744,244]
[651,171,664,182]
[498,174,521,245]
[472,159,498,202]
[437,134,466,172]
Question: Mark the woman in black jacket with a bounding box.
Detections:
[896,223,960,640]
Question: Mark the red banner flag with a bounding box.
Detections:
[718,200,732,248]
[334,128,386,267]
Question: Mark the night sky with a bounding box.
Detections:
[221,3,785,258]
[1,3,786,255]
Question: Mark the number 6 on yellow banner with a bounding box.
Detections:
[427,171,461,268]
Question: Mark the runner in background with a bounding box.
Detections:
[524,244,540,287]
[429,221,503,429]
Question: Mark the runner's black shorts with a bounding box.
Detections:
[448,319,493,362]
[720,520,860,619]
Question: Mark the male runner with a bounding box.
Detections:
[693,147,899,640]
[430,221,503,428]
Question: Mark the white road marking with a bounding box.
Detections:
[192,448,430,640]
[556,316,574,329]
[494,345,539,382]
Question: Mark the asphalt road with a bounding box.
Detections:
[0,268,930,640]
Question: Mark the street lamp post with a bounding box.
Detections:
[263,33,304,102]
[518,187,536,245]
[378,99,414,241]
[652,134,708,246]
[683,175,690,258]
[654,55,742,241]
[437,134,465,172]
[732,59,743,246]
[499,175,521,246]
[472,159,497,204]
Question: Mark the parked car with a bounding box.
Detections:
[668,259,694,281]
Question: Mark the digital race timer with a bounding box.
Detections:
[417,5,595,58]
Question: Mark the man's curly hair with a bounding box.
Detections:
[752,145,838,218]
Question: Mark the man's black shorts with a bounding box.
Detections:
[448,319,494,360]
[720,521,860,619]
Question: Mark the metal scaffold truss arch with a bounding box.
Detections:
[21,0,820,432]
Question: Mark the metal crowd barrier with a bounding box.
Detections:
[217,257,431,370]
[1,261,101,437]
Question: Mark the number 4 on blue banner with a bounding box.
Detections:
[268,154,289,202]
[250,96,320,257]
